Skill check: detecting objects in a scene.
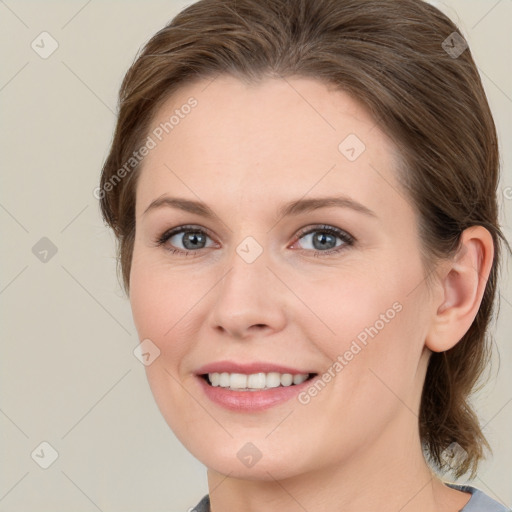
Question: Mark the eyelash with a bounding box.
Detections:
[155,224,355,258]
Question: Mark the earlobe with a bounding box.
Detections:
[425,226,494,353]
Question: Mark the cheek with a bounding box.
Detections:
[129,253,199,432]
[129,248,189,378]
[308,257,428,405]
[303,265,408,357]
[129,265,167,340]
[129,244,181,338]
[126,238,430,475]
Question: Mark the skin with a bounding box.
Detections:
[129,75,494,512]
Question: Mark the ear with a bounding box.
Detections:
[425,226,494,353]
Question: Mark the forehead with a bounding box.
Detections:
[135,75,408,218]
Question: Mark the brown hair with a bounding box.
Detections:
[99,0,509,478]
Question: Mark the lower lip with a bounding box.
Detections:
[196,375,314,411]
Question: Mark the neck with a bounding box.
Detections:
[205,415,471,512]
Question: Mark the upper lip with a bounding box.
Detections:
[195,360,315,375]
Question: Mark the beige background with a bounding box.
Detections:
[0,1,510,510]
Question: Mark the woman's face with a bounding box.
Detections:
[130,75,437,479]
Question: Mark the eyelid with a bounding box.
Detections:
[293,224,354,244]
[156,223,355,255]
[156,224,217,246]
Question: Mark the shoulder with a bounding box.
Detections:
[191,488,511,511]
[447,483,511,512]
[191,494,210,512]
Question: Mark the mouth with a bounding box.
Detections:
[194,361,319,410]
[199,371,318,392]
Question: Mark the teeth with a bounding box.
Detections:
[229,373,247,389]
[247,372,266,388]
[266,372,281,388]
[219,372,230,387]
[207,371,310,390]
[293,374,308,385]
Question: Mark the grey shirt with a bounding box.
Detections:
[191,485,511,511]
[448,484,511,511]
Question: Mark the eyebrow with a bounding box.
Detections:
[143,195,377,219]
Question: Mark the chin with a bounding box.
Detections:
[184,436,310,481]
[207,456,305,481]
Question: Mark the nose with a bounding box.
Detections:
[208,246,288,340]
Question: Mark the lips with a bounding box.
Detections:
[194,360,318,411]
[195,360,315,375]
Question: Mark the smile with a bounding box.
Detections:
[194,362,318,411]
[203,371,313,391]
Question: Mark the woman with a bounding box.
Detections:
[99,0,510,510]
